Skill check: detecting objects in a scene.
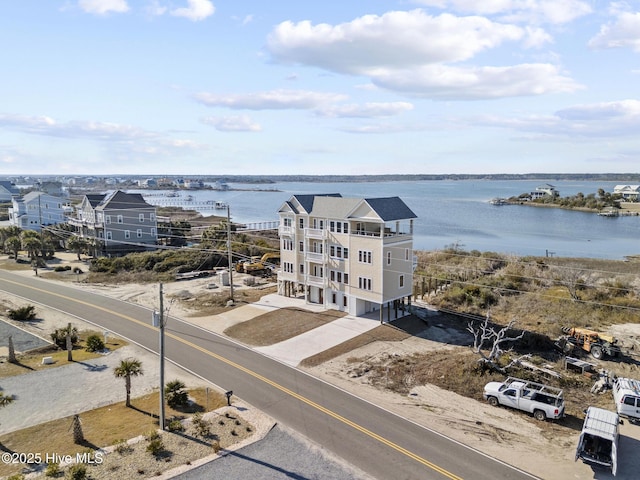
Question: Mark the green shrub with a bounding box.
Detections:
[8,305,36,321]
[7,474,26,480]
[54,265,72,272]
[165,380,189,409]
[191,412,211,438]
[45,462,61,477]
[85,334,105,352]
[113,438,132,455]
[66,464,87,480]
[167,419,185,432]
[146,437,165,457]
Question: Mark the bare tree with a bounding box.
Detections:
[467,314,525,372]
[551,265,588,301]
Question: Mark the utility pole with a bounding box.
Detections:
[153,284,166,430]
[227,206,234,305]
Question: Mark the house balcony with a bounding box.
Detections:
[279,225,294,236]
[305,228,327,240]
[305,274,327,288]
[305,251,325,263]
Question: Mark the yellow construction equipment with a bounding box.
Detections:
[557,327,621,360]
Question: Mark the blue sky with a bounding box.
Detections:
[1,0,640,176]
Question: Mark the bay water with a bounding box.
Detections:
[143,180,640,260]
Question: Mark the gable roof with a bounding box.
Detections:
[283,193,342,214]
[0,181,19,195]
[363,197,417,221]
[96,190,153,210]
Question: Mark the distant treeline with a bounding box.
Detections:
[208,173,640,184]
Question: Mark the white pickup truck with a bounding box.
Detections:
[483,377,565,421]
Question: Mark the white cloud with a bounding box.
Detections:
[193,89,347,110]
[316,102,414,118]
[411,0,592,24]
[589,12,640,52]
[372,63,582,100]
[201,115,262,132]
[266,9,577,100]
[268,11,524,74]
[78,0,129,15]
[171,0,215,22]
[475,99,640,137]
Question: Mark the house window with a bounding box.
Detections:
[330,245,335,257]
[330,221,335,232]
[336,222,342,233]
[358,250,372,264]
[337,272,342,283]
[358,277,372,290]
[104,215,110,224]
[343,222,349,234]
[139,213,145,222]
[124,230,131,239]
[137,229,143,238]
[330,270,335,281]
[151,228,156,237]
[387,251,391,265]
[344,273,349,284]
[150,213,156,222]
[284,218,292,227]
[299,241,304,252]
[106,232,112,240]
[344,248,348,259]
[405,248,409,261]
[399,275,404,288]
[299,264,304,274]
[117,215,123,224]
[343,296,348,307]
[332,293,337,304]
[299,218,304,229]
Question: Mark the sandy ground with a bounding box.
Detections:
[4,254,640,479]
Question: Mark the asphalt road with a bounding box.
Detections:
[0,270,538,480]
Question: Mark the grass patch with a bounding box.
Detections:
[300,315,425,367]
[0,331,127,379]
[0,387,226,478]
[224,307,346,346]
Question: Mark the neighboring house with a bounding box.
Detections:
[8,192,66,231]
[69,190,158,256]
[613,185,640,201]
[530,184,559,200]
[37,181,65,197]
[0,181,20,202]
[277,194,417,320]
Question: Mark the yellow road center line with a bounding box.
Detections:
[1,277,463,480]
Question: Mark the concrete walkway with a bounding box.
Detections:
[255,312,380,366]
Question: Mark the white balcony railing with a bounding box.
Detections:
[306,275,327,287]
[305,251,325,263]
[305,228,326,240]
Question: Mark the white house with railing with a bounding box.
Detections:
[277,194,417,321]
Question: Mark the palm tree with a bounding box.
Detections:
[22,236,41,261]
[114,358,143,407]
[67,236,87,261]
[6,236,21,261]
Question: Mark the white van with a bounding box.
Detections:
[612,377,640,421]
[575,407,619,476]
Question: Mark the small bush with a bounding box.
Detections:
[113,439,132,455]
[8,305,36,321]
[145,429,160,441]
[54,265,72,272]
[167,419,185,432]
[85,334,105,352]
[45,462,61,477]
[66,464,87,480]
[146,437,165,457]
[7,474,26,480]
[191,412,211,438]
